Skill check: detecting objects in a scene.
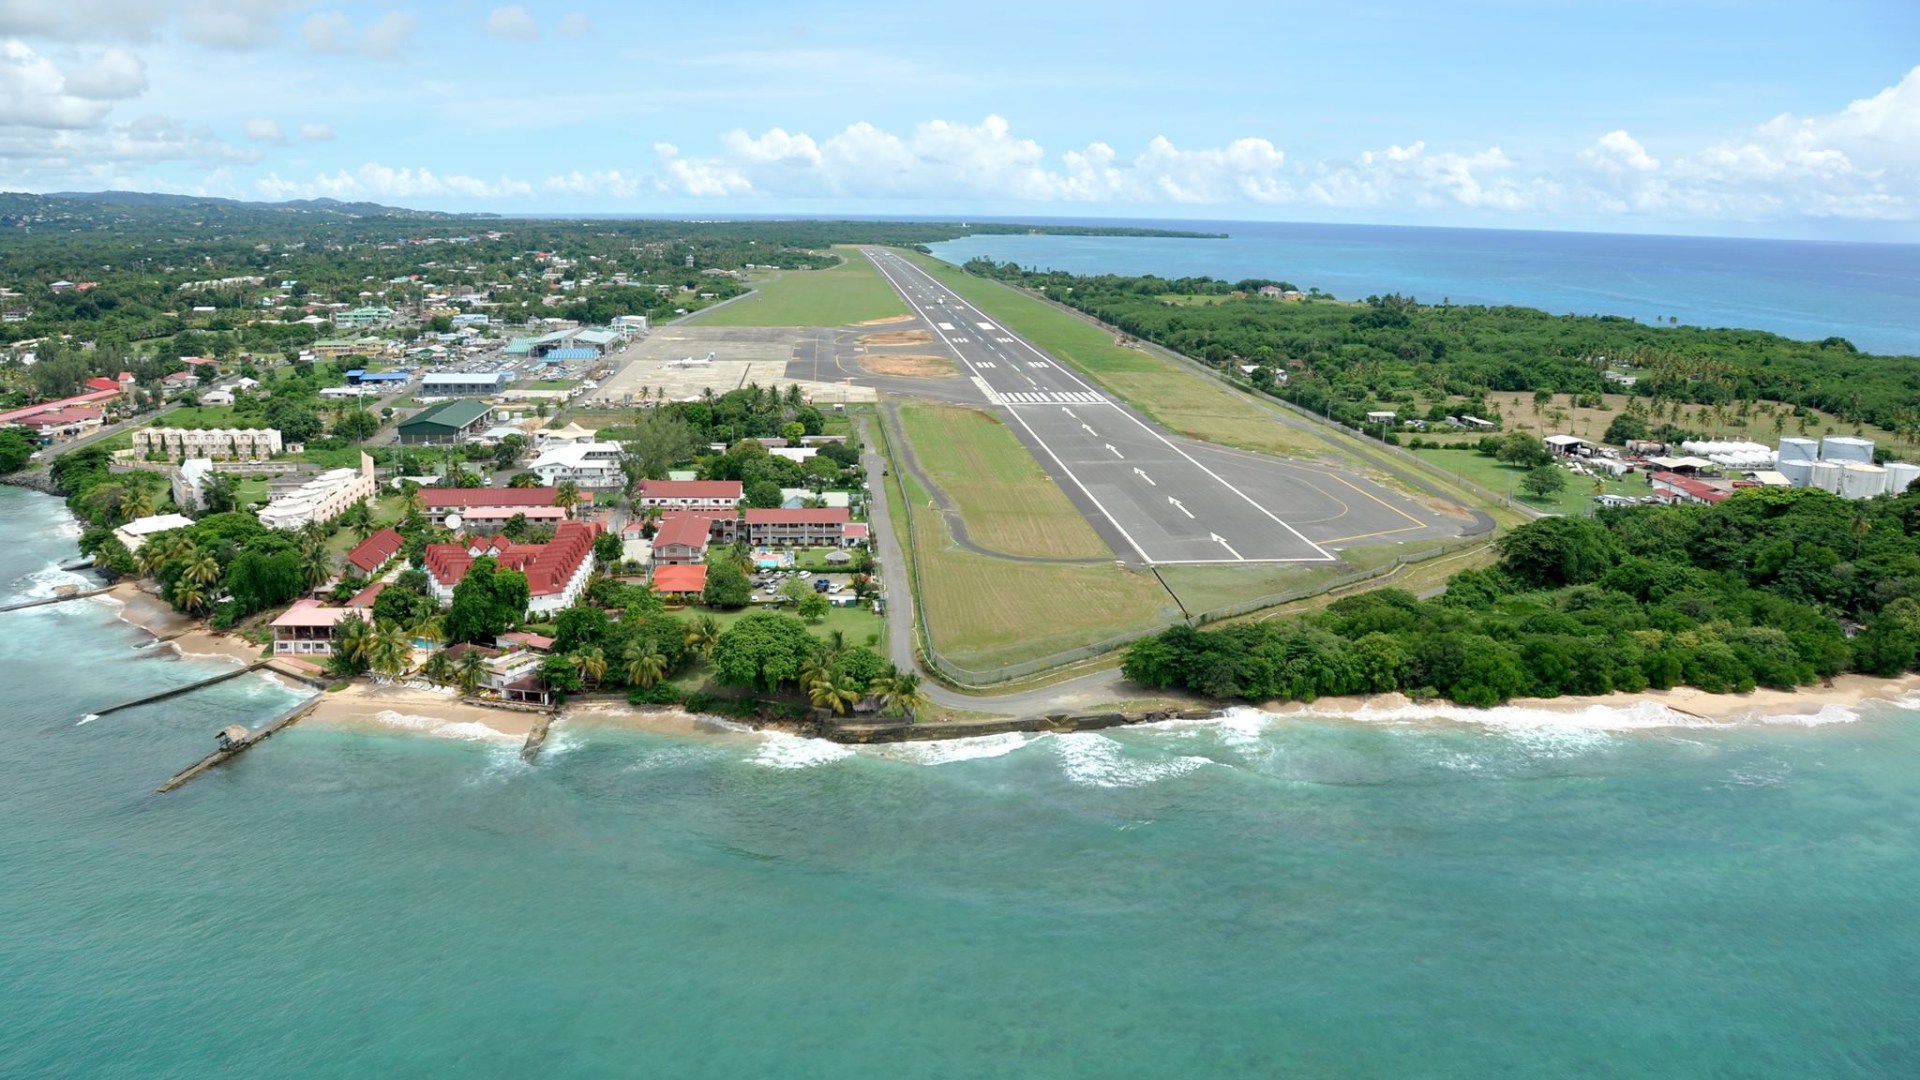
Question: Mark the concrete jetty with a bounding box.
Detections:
[89,659,272,719]
[520,712,557,762]
[0,585,114,613]
[157,696,320,794]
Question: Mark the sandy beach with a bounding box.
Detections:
[307,687,744,743]
[1259,672,1920,727]
[102,581,265,666]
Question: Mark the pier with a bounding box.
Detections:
[88,659,272,719]
[157,696,320,794]
[520,712,557,762]
[0,585,114,613]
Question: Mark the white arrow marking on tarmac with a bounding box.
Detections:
[1210,533,1244,560]
[1061,407,1077,419]
[1135,468,1156,486]
[1081,423,1098,436]
[1169,495,1192,517]
[1105,444,1123,459]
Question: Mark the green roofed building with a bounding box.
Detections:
[397,399,494,444]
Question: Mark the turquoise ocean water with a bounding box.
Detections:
[927,221,1920,357]
[3,483,1919,1077]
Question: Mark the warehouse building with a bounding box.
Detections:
[420,371,511,396]
[397,399,495,444]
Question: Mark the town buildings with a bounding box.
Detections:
[418,487,562,529]
[397,400,494,444]
[271,598,356,658]
[742,507,860,548]
[527,440,625,489]
[133,426,283,461]
[633,479,744,512]
[649,513,712,565]
[257,453,377,530]
[345,528,405,578]
[420,372,511,397]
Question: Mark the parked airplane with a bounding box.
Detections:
[667,351,716,367]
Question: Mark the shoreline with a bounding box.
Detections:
[99,581,265,666]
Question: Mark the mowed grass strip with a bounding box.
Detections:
[899,403,1111,560]
[894,469,1176,672]
[695,246,908,327]
[898,250,1334,459]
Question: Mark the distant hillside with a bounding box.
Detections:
[0,190,492,230]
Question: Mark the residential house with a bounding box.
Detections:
[345,528,405,578]
[742,507,856,548]
[649,513,711,566]
[271,599,357,658]
[633,479,743,512]
[422,520,602,615]
[133,427,283,461]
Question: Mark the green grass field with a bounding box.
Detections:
[153,406,265,429]
[700,602,888,655]
[896,251,1337,460]
[1411,447,1644,516]
[528,379,578,391]
[694,247,909,327]
[898,403,1111,559]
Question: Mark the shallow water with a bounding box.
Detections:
[3,485,1917,1077]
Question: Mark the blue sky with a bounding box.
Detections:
[1,0,1916,238]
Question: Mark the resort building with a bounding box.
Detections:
[742,507,858,548]
[397,400,494,444]
[16,407,104,438]
[421,520,602,615]
[271,599,357,658]
[258,453,377,531]
[345,528,405,578]
[133,426,283,461]
[634,479,743,512]
[419,487,562,528]
[651,564,707,600]
[112,512,196,552]
[649,513,712,566]
[527,440,626,490]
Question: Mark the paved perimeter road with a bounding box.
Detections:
[864,250,1334,566]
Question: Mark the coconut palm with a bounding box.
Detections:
[807,672,863,717]
[421,649,455,687]
[455,649,489,696]
[368,620,413,679]
[171,579,208,615]
[624,644,667,689]
[409,614,444,650]
[554,480,581,517]
[299,520,330,549]
[183,548,222,588]
[332,613,372,672]
[401,484,425,518]
[120,486,156,522]
[299,542,334,590]
[798,647,833,695]
[870,668,930,721]
[572,645,607,689]
[683,613,720,657]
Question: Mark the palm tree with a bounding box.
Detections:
[172,579,208,615]
[870,668,930,721]
[624,644,667,689]
[299,520,329,549]
[554,480,581,517]
[422,649,455,687]
[401,484,425,519]
[183,548,221,588]
[120,486,156,522]
[345,501,376,541]
[799,647,833,695]
[299,542,333,590]
[332,613,372,672]
[572,645,607,689]
[807,672,862,717]
[409,614,444,651]
[368,620,412,679]
[683,613,720,657]
[456,649,489,696]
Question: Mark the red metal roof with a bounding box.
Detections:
[346,581,388,609]
[421,487,558,509]
[0,388,121,425]
[82,377,121,393]
[1649,472,1729,504]
[271,598,357,629]
[652,513,712,549]
[637,479,743,500]
[498,631,555,652]
[425,521,601,596]
[742,507,851,524]
[651,564,707,594]
[345,528,405,573]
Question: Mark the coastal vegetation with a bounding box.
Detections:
[1123,487,1920,706]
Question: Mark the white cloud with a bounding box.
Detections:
[484,5,538,42]
[63,46,146,100]
[303,10,413,60]
[651,142,751,198]
[555,12,591,39]
[0,37,113,128]
[178,1,298,49]
[1583,130,1659,173]
[298,121,332,141]
[0,112,257,190]
[243,117,282,143]
[545,169,641,197]
[0,1,293,47]
[257,162,535,201]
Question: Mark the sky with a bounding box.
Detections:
[1,0,1917,239]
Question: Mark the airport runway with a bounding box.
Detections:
[864,249,1439,565]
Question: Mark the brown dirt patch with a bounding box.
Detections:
[860,329,935,347]
[861,354,957,379]
[854,315,916,327]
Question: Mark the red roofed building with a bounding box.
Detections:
[650,513,712,566]
[0,388,122,427]
[423,520,603,615]
[83,377,122,394]
[1649,472,1730,505]
[345,527,405,577]
[346,580,388,610]
[635,479,743,512]
[651,564,708,599]
[419,486,561,527]
[17,406,104,435]
[743,506,854,547]
[271,598,358,657]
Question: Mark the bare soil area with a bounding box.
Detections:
[861,354,957,378]
[860,329,935,347]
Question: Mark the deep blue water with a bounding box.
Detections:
[928,220,1920,356]
[3,486,1919,1077]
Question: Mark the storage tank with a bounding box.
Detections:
[1778,437,1820,463]
[1840,463,1887,500]
[1821,435,1875,463]
[1885,462,1920,495]
[1810,461,1843,493]
[1776,458,1815,488]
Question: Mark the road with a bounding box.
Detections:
[865,249,1336,566]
